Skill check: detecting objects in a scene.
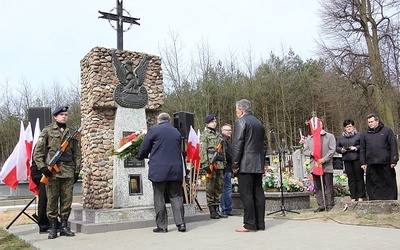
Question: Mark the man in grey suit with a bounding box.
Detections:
[303,118,336,212]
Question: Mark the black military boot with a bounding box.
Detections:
[48,219,58,239]
[215,205,228,218]
[209,206,219,219]
[60,218,75,237]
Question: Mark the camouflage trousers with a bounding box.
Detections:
[45,177,74,220]
[206,169,224,207]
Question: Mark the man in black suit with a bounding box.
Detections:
[232,99,266,232]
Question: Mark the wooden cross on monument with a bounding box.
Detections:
[99,0,140,50]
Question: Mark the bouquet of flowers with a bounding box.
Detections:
[109,128,147,159]
[282,173,304,192]
[263,166,279,189]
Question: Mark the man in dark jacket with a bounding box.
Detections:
[232,99,266,232]
[360,113,398,200]
[137,113,186,233]
[220,123,237,216]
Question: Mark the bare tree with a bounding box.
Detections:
[159,30,192,92]
[318,0,400,129]
[17,76,36,119]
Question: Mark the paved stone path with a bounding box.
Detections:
[5,215,399,250]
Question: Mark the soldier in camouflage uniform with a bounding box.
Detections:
[200,114,228,219]
[33,106,81,239]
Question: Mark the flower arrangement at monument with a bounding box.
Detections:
[333,173,350,197]
[263,165,306,192]
[263,166,279,189]
[303,175,314,192]
[109,128,147,159]
[335,173,348,184]
[282,173,304,192]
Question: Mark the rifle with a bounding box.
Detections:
[40,124,83,184]
[205,137,225,178]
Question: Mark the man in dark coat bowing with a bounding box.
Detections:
[137,113,186,233]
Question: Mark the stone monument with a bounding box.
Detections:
[73,47,204,234]
[79,47,162,210]
[111,50,152,208]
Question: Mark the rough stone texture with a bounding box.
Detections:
[80,47,163,209]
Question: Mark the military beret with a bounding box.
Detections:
[204,114,216,123]
[52,106,69,116]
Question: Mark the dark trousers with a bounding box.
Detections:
[238,173,265,230]
[313,173,334,208]
[366,164,398,200]
[344,160,365,199]
[153,181,185,230]
[37,182,50,230]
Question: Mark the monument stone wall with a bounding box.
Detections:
[80,47,163,209]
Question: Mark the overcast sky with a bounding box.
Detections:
[0,0,321,89]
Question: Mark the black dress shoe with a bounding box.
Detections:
[153,228,168,233]
[177,224,186,232]
[314,207,325,213]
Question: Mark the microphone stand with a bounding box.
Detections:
[267,131,299,216]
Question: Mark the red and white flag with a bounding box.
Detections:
[309,117,323,176]
[25,122,33,173]
[186,126,200,171]
[195,129,201,171]
[28,118,41,194]
[0,121,28,188]
[32,119,41,154]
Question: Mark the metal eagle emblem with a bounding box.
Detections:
[112,51,148,108]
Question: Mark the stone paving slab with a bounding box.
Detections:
[5,216,399,250]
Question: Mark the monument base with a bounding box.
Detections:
[232,192,311,212]
[69,204,209,234]
[334,197,400,214]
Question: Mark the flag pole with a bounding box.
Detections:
[181,154,189,204]
[189,162,194,204]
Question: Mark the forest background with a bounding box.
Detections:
[1,0,399,163]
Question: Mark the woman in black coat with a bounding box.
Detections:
[336,119,365,202]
